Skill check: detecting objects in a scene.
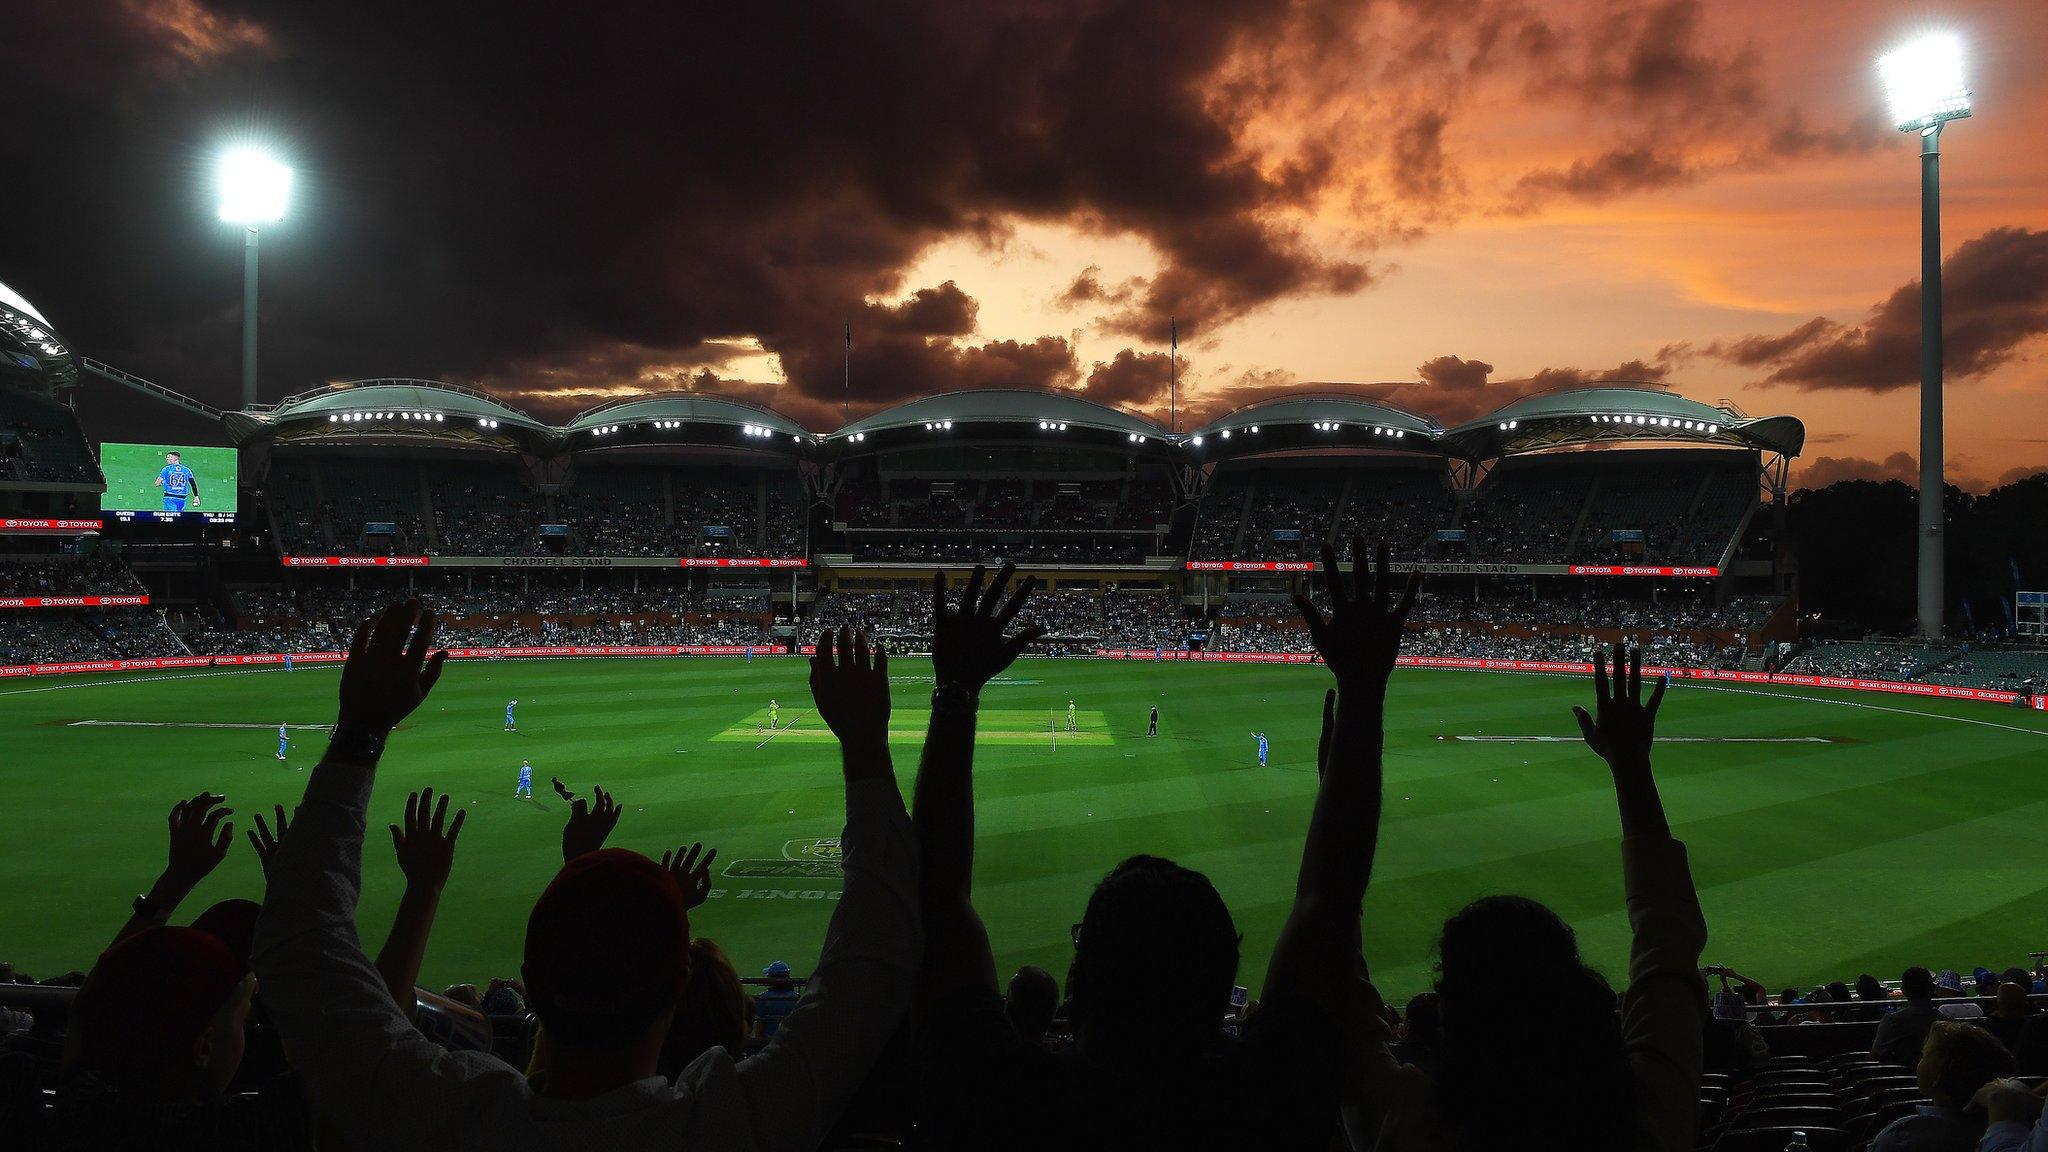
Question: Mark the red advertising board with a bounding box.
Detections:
[0,518,103,533]
[0,595,150,609]
[2,645,2037,712]
[282,556,432,567]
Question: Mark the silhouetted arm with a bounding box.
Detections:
[1266,538,1416,1015]
[372,788,464,1018]
[913,565,1044,1005]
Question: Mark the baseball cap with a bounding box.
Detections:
[190,899,261,969]
[764,960,792,978]
[524,849,691,1047]
[71,926,246,1084]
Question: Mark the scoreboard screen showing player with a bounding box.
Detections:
[98,443,240,524]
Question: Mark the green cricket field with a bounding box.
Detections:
[3,655,2044,1000]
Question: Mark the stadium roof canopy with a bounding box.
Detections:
[1439,385,1805,460]
[224,379,556,452]
[825,388,1171,456]
[1183,392,1444,463]
[0,278,77,394]
[563,392,814,458]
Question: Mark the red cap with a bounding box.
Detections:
[524,850,691,1044]
[190,898,261,970]
[73,926,245,1083]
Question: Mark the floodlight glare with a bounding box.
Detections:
[217,149,292,224]
[1879,33,1971,132]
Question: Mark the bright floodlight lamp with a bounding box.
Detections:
[217,149,291,224]
[1879,32,1971,640]
[217,148,291,409]
[1878,33,1971,132]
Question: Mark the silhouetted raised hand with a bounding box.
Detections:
[661,842,717,909]
[1292,537,1418,690]
[561,784,621,862]
[810,627,891,751]
[338,600,448,737]
[392,788,466,888]
[162,791,235,898]
[248,804,290,878]
[1572,644,1667,769]
[931,563,1045,692]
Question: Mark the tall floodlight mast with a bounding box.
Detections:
[217,148,292,408]
[1877,32,1971,640]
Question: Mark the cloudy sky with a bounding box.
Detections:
[2,0,2044,488]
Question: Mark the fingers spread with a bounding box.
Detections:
[1319,544,1345,606]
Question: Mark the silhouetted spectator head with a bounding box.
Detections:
[482,980,526,1015]
[2002,967,2033,990]
[1066,855,1238,1060]
[1856,973,1886,1001]
[1976,968,2002,997]
[1435,895,1633,1149]
[523,849,691,1053]
[68,926,255,1102]
[1825,980,1852,1003]
[1916,1020,2013,1109]
[442,983,484,1011]
[661,938,748,1075]
[1005,965,1060,1043]
[1902,967,1936,1002]
[1404,992,1442,1048]
[1780,987,1802,1007]
[1996,983,2032,1020]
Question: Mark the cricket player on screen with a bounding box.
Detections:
[1067,699,1077,731]
[505,699,518,731]
[277,724,289,762]
[516,759,534,798]
[154,451,200,512]
[769,699,779,729]
[1253,731,1268,767]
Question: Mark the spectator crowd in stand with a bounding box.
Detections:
[0,552,146,598]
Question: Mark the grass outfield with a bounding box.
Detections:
[3,656,2046,1000]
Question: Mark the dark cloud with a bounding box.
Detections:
[1709,227,2048,390]
[1797,452,1919,490]
[1079,349,1175,410]
[1506,142,1694,210]
[1792,451,2044,495]
[6,1,1369,431]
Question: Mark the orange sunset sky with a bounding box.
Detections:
[3,0,2045,489]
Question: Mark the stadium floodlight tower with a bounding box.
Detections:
[1878,32,1970,640]
[217,148,292,408]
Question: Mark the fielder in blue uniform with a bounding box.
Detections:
[277,724,289,762]
[153,451,200,513]
[504,699,518,731]
[283,654,294,672]
[516,758,533,798]
[1253,731,1268,767]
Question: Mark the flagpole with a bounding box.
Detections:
[842,321,851,423]
[1170,316,1178,433]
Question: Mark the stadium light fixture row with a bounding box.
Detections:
[1037,421,1069,431]
[923,420,954,431]
[329,412,447,424]
[1590,414,1719,434]
[479,418,500,429]
[1126,432,1149,443]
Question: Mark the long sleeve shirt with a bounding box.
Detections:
[1982,1110,2048,1152]
[1345,836,1709,1152]
[252,758,921,1152]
